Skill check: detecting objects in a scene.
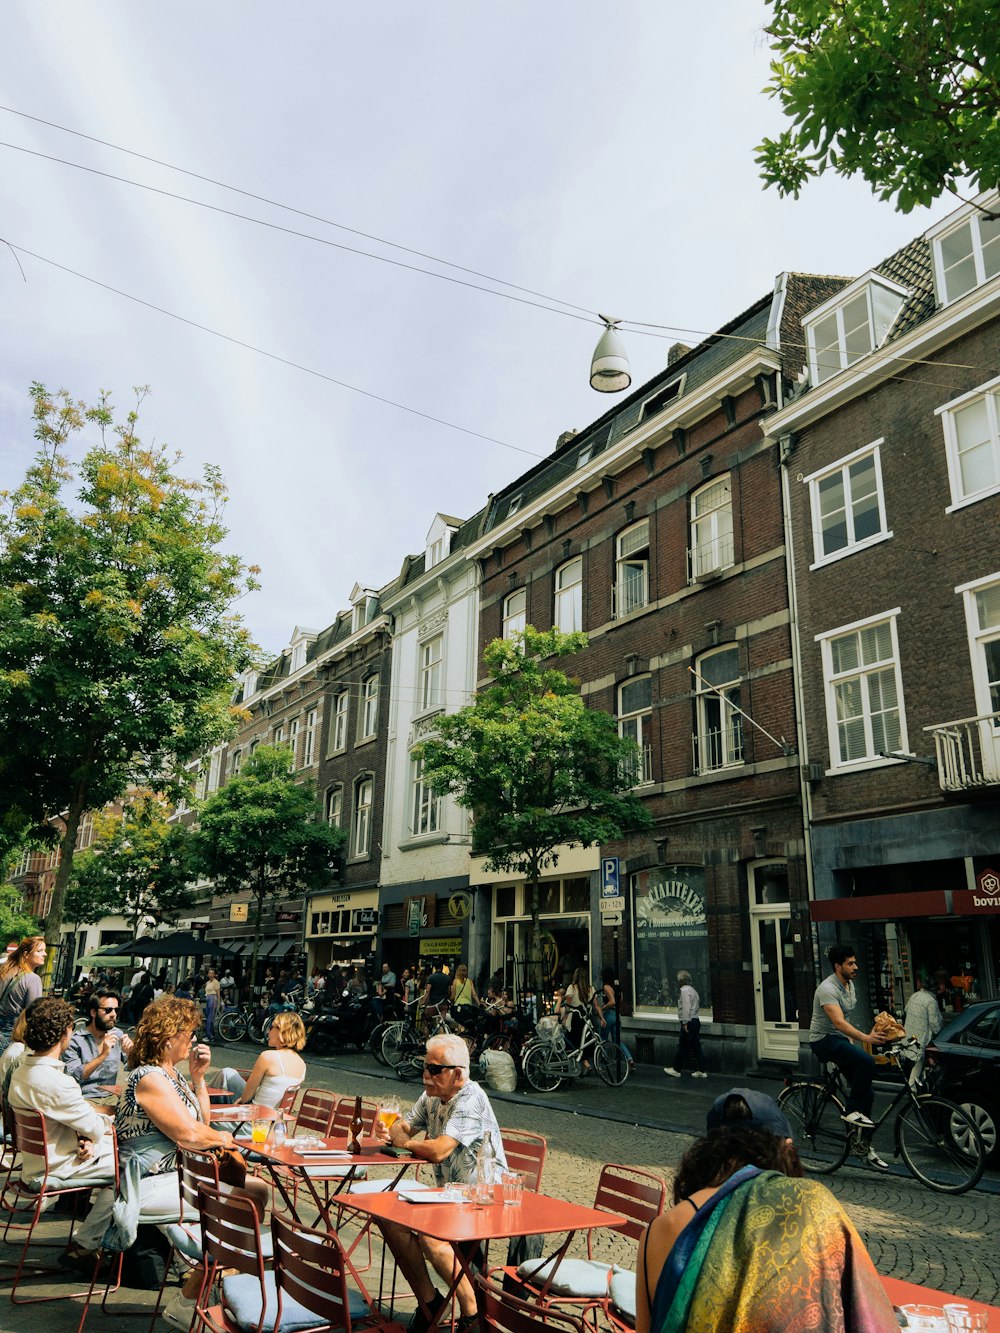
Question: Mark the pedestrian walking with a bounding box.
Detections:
[663,969,707,1078]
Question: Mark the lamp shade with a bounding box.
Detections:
[590,321,631,393]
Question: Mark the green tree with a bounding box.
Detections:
[0,384,257,961]
[69,792,196,940]
[757,1,1000,212]
[417,627,651,987]
[191,746,346,989]
[0,884,40,943]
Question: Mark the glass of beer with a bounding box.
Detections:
[378,1097,400,1132]
[250,1118,270,1146]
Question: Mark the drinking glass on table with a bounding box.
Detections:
[378,1096,400,1132]
[250,1118,270,1146]
[502,1170,524,1207]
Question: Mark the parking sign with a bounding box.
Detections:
[601,857,620,897]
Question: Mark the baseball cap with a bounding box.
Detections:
[705,1087,792,1140]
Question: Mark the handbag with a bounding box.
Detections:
[210,1144,248,1189]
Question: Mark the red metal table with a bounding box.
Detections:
[345,1185,626,1331]
[208,1103,279,1122]
[246,1135,416,1230]
[881,1276,1000,1330]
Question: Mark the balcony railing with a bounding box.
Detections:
[612,569,649,618]
[687,533,735,584]
[620,743,653,788]
[692,723,745,775]
[924,712,1000,792]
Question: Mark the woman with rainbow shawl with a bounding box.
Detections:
[636,1088,897,1332]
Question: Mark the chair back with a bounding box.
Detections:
[177,1147,221,1223]
[197,1182,266,1282]
[330,1097,378,1137]
[277,1083,301,1116]
[271,1212,361,1330]
[477,1276,585,1333]
[592,1164,666,1244]
[499,1129,547,1192]
[11,1107,47,1162]
[292,1088,337,1137]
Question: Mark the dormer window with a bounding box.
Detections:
[287,627,317,674]
[803,275,908,386]
[350,589,378,634]
[577,444,593,467]
[290,642,307,672]
[241,669,258,700]
[931,200,1000,305]
[426,536,445,569]
[506,494,523,518]
[641,375,685,421]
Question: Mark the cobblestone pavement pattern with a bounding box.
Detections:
[1,1047,997,1330]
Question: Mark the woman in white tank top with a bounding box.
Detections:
[211,1011,306,1108]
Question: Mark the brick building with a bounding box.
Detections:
[767,191,1000,1038]
[463,286,840,1070]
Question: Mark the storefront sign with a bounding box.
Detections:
[632,865,711,1012]
[353,907,379,929]
[447,892,471,920]
[418,937,462,957]
[955,867,1000,914]
[229,903,249,922]
[408,897,426,937]
[276,911,300,924]
[600,896,625,913]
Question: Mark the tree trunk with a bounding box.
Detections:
[44,793,85,985]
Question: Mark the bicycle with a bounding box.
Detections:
[778,1037,986,1194]
[216,1000,270,1045]
[520,1009,630,1092]
[381,1000,458,1079]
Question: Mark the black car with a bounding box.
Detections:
[924,999,1000,1165]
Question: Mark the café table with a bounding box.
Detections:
[207,1103,279,1122]
[345,1184,627,1333]
[881,1276,1000,1330]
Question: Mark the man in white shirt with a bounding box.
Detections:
[8,996,114,1190]
[904,977,943,1085]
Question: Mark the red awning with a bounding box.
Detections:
[809,890,949,922]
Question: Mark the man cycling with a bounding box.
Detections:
[809,944,888,1171]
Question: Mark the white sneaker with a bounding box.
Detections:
[841,1110,875,1128]
[866,1148,889,1171]
[663,1067,680,1078]
[692,1071,708,1079]
[161,1289,197,1330]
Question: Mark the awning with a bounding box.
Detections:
[226,941,249,957]
[269,938,297,958]
[809,891,949,922]
[256,937,277,957]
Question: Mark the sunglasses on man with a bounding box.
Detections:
[422,1061,462,1075]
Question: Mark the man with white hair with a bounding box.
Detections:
[378,1032,508,1333]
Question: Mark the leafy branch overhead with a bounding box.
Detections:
[417,626,651,881]
[757,0,1000,212]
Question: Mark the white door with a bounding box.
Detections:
[749,863,799,1062]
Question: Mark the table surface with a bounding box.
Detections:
[208,1103,279,1121]
[345,1185,626,1243]
[240,1134,413,1168]
[881,1277,1000,1329]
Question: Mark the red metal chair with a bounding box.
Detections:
[499,1128,548,1192]
[193,1184,269,1333]
[259,1087,337,1211]
[477,1276,587,1333]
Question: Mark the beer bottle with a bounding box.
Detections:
[349,1095,364,1154]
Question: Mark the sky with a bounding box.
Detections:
[0,3,943,656]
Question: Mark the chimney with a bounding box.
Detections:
[556,429,578,450]
[667,342,691,367]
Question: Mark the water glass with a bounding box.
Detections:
[944,1306,989,1332]
[502,1169,524,1206]
[899,1308,947,1332]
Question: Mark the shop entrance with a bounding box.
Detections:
[749,862,798,1062]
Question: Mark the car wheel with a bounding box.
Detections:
[956,1098,999,1164]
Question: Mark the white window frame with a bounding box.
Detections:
[693,645,745,774]
[207,750,222,793]
[303,709,317,766]
[359,675,379,740]
[689,476,734,581]
[554,558,583,633]
[331,692,348,753]
[937,374,1000,511]
[817,608,909,772]
[805,440,891,568]
[930,198,1000,305]
[290,642,307,673]
[352,776,373,858]
[273,723,284,748]
[326,785,343,828]
[617,675,652,785]
[507,494,523,518]
[805,289,874,386]
[614,520,650,617]
[957,572,1000,730]
[230,749,241,777]
[419,634,443,713]
[287,717,299,763]
[410,754,442,836]
[502,588,527,639]
[427,536,445,569]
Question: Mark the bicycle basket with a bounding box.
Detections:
[534,1015,566,1048]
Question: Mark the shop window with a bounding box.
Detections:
[562,878,590,912]
[631,865,711,1015]
[494,884,517,917]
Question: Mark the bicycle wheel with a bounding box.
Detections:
[255,1014,273,1046]
[383,1022,420,1070]
[778,1081,849,1174]
[523,1043,563,1093]
[896,1095,986,1194]
[217,1010,247,1044]
[595,1041,630,1086]
[368,1021,393,1065]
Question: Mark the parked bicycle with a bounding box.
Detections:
[216,1000,270,1045]
[520,1008,630,1092]
[778,1037,986,1194]
[381,1000,460,1079]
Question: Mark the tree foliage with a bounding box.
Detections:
[68,792,196,939]
[0,884,40,943]
[417,627,651,977]
[190,746,346,985]
[0,384,258,950]
[757,1,1000,212]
